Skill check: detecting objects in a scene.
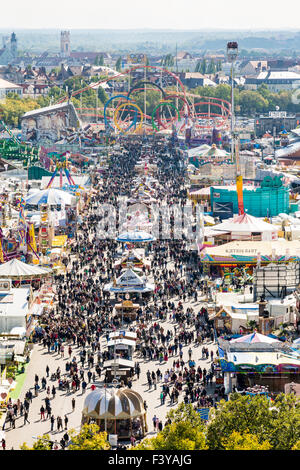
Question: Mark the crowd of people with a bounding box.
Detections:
[2,135,224,450]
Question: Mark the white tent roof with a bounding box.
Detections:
[10,326,26,337]
[188,144,211,157]
[201,146,230,158]
[116,268,144,286]
[0,259,52,278]
[212,213,277,234]
[25,188,74,206]
[230,332,280,344]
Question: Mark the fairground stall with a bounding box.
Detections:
[218,332,300,393]
[81,387,147,440]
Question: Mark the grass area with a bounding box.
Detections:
[9,363,30,400]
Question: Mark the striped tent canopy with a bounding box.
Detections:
[82,387,145,420]
[230,332,280,344]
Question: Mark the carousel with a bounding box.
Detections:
[81,387,147,440]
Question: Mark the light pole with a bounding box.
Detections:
[227,42,238,160]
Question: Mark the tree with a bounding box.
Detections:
[20,425,110,451]
[135,403,207,450]
[207,59,216,74]
[97,86,108,105]
[161,54,174,68]
[99,55,104,66]
[214,84,232,102]
[0,95,40,127]
[222,431,272,450]
[132,88,162,116]
[239,90,269,115]
[206,393,300,450]
[20,434,53,450]
[194,60,201,73]
[115,57,122,72]
[200,59,207,75]
[68,424,111,450]
[292,440,300,450]
[246,320,258,331]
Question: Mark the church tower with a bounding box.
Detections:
[10,32,17,58]
[60,31,70,57]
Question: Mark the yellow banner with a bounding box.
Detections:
[52,235,68,248]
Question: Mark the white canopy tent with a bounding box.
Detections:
[188,144,211,158]
[212,213,278,241]
[25,188,75,206]
[104,268,154,293]
[0,258,52,278]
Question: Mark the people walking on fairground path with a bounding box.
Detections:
[1,438,5,450]
[188,347,193,360]
[64,415,68,430]
[50,414,55,432]
[153,375,157,390]
[52,385,56,399]
[46,404,52,419]
[24,411,30,425]
[152,415,157,431]
[71,397,76,412]
[40,405,45,420]
[57,416,63,432]
[46,365,49,377]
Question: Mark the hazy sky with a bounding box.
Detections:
[3,0,300,30]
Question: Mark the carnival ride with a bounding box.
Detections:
[55,65,231,137]
[0,120,40,164]
[46,152,76,189]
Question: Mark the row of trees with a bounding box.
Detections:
[134,394,300,450]
[161,54,175,67]
[21,394,300,450]
[194,59,222,74]
[2,78,300,128]
[94,55,105,66]
[192,83,300,116]
[0,75,110,127]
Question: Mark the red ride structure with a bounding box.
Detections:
[58,65,231,134]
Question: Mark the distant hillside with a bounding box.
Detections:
[2,29,300,55]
